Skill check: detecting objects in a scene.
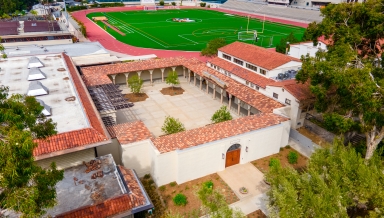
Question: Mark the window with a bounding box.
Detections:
[250,83,254,88]
[260,69,266,75]
[255,85,259,90]
[222,54,232,61]
[246,63,258,72]
[210,63,213,67]
[233,58,243,66]
[246,81,249,85]
[285,98,291,105]
[227,72,231,77]
[273,93,278,99]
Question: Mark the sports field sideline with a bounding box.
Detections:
[86,9,305,51]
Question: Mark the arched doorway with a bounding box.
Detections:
[225,144,241,168]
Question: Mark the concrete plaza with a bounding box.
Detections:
[120,81,239,137]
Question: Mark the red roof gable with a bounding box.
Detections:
[219,42,301,70]
[268,79,313,101]
[208,57,276,89]
[33,54,109,157]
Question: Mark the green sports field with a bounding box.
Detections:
[86,9,305,51]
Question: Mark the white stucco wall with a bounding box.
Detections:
[289,42,327,59]
[121,139,153,177]
[152,151,178,186]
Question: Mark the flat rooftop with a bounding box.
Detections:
[45,154,125,217]
[0,54,89,133]
[4,42,109,58]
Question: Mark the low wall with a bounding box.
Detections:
[303,119,335,143]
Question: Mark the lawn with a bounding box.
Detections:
[86,9,305,51]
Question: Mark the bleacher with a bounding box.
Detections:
[220,0,322,22]
[0,21,19,36]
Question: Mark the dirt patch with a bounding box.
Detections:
[297,127,330,148]
[247,209,267,218]
[159,173,239,216]
[125,93,148,102]
[160,87,184,96]
[252,147,308,173]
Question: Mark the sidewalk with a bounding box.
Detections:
[289,138,321,158]
[229,193,269,216]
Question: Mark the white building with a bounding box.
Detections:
[208,42,312,129]
[288,39,328,59]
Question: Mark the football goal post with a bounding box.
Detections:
[238,30,257,41]
[144,6,157,11]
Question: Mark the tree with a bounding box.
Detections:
[127,75,143,94]
[1,13,11,20]
[165,71,179,90]
[161,116,185,135]
[275,32,299,54]
[30,9,37,16]
[197,183,245,218]
[296,0,384,159]
[265,140,384,217]
[201,38,226,57]
[211,106,232,124]
[0,86,64,217]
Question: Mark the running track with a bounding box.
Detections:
[71,6,308,60]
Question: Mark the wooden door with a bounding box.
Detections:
[225,149,241,168]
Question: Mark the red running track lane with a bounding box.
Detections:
[71,6,308,60]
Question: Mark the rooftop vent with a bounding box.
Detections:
[28,67,47,81]
[27,81,49,96]
[36,99,51,116]
[27,57,44,69]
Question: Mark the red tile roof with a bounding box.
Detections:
[208,57,276,89]
[33,54,109,157]
[219,42,301,70]
[267,79,313,101]
[56,166,148,218]
[118,166,147,208]
[81,57,189,87]
[107,121,152,144]
[184,61,284,113]
[151,113,289,153]
[81,57,283,113]
[56,195,133,218]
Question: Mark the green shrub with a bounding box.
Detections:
[269,158,280,167]
[144,174,151,179]
[203,180,214,189]
[171,1,176,6]
[285,145,291,149]
[159,0,165,6]
[200,2,206,7]
[159,185,166,191]
[169,181,177,187]
[288,151,298,164]
[207,4,211,8]
[280,147,284,151]
[173,193,187,206]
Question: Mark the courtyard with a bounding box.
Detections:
[119,81,239,136]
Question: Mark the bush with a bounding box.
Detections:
[143,174,151,179]
[159,0,165,6]
[288,151,298,164]
[159,185,166,191]
[171,1,176,6]
[67,5,87,12]
[203,180,214,189]
[169,181,177,187]
[173,193,187,206]
[211,106,232,124]
[285,145,291,149]
[161,116,185,135]
[269,158,280,167]
[200,2,206,7]
[207,4,210,8]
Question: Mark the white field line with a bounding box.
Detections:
[178,35,199,44]
[106,13,169,48]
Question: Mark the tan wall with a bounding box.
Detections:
[36,148,95,170]
[95,138,123,165]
